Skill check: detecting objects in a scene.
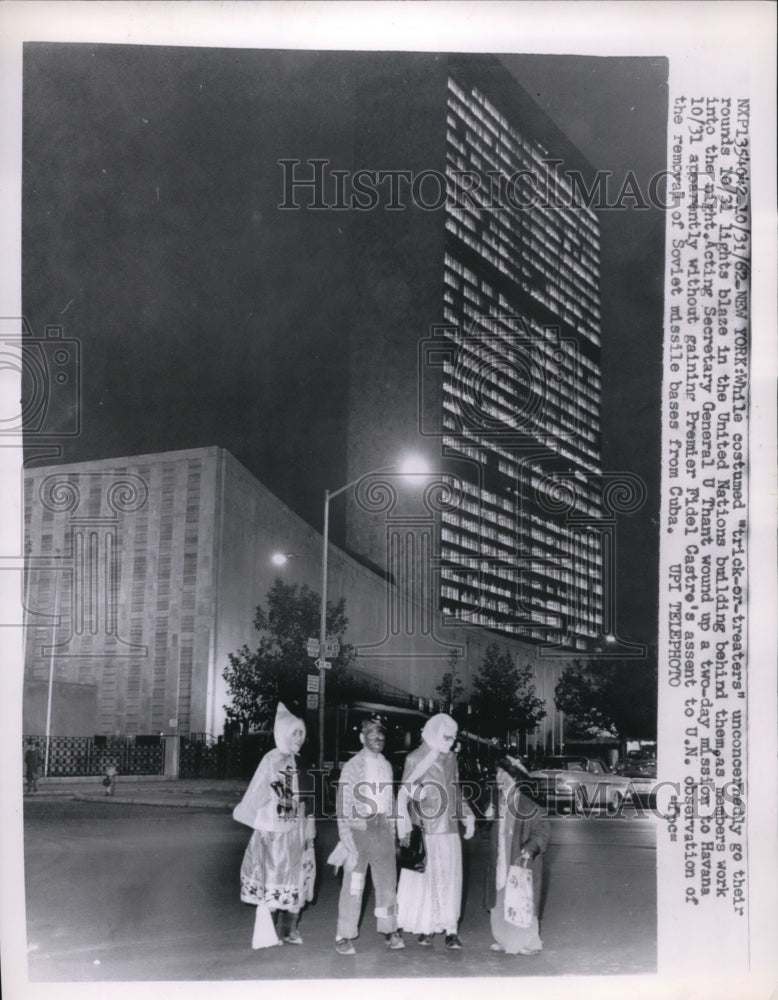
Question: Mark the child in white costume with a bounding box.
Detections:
[233,703,316,948]
[396,713,475,949]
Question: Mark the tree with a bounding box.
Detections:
[223,578,359,733]
[470,642,546,742]
[553,658,657,741]
[436,649,465,714]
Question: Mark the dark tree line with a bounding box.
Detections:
[224,582,653,750]
[223,579,378,732]
[554,657,657,741]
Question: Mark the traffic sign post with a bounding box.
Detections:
[307,674,320,693]
[307,637,338,659]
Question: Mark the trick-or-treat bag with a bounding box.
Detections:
[504,863,533,928]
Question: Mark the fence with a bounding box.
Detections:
[179,734,269,780]
[23,735,165,777]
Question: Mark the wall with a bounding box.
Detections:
[23,449,219,738]
[23,680,97,736]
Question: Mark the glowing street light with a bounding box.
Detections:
[397,454,430,477]
[271,551,294,567]
[316,454,429,770]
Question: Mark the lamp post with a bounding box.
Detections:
[316,455,428,771]
[44,559,61,778]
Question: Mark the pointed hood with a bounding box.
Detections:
[273,702,305,755]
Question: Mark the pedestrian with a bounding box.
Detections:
[396,713,475,949]
[330,717,405,955]
[24,741,42,793]
[103,760,117,796]
[483,751,550,956]
[232,703,316,949]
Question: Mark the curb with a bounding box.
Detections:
[27,791,237,811]
[73,793,236,810]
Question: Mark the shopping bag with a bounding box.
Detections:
[504,863,533,928]
[301,844,316,902]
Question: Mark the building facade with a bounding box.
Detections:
[344,56,605,653]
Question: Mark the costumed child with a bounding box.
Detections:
[233,703,316,948]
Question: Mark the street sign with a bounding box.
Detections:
[315,658,332,670]
[306,674,320,693]
[306,693,319,710]
[308,637,337,658]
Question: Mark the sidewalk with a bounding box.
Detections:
[23,776,249,810]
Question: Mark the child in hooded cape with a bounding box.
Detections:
[233,703,316,948]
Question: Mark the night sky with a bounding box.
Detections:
[22,45,667,651]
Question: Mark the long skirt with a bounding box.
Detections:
[397,832,462,935]
[490,884,543,954]
[240,827,306,912]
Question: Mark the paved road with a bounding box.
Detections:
[23,800,656,981]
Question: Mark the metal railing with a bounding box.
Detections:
[179,734,270,780]
[23,735,165,777]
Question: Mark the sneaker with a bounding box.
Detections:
[489,942,505,952]
[385,932,405,950]
[417,934,433,947]
[335,938,356,956]
[283,930,303,945]
[445,934,463,950]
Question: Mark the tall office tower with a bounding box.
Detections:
[438,61,604,649]
[346,56,604,652]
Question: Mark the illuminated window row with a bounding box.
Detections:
[443,259,602,387]
[441,513,515,550]
[440,517,603,578]
[442,380,600,465]
[450,80,600,238]
[441,509,603,565]
[442,384,600,466]
[440,568,516,600]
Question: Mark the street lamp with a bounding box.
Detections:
[316,454,428,770]
[44,556,62,778]
[270,551,295,567]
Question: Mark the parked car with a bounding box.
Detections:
[613,755,657,806]
[529,755,634,813]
